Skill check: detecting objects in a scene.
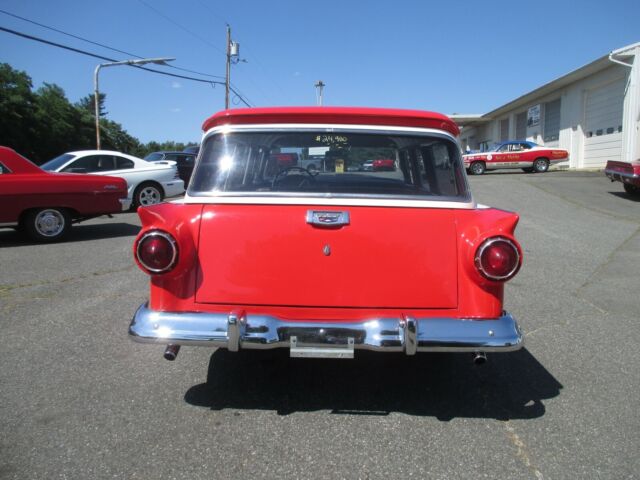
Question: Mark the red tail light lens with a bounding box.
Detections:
[136,230,178,274]
[475,237,521,281]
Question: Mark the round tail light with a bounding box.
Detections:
[136,230,178,274]
[475,237,521,281]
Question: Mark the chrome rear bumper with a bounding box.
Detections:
[129,303,523,356]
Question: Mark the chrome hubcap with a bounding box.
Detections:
[535,160,547,171]
[139,187,161,206]
[35,210,65,237]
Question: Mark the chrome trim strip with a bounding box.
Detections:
[0,222,18,227]
[181,194,477,209]
[129,303,524,354]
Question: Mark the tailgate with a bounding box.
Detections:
[195,205,458,308]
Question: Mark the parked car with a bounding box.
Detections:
[129,107,524,365]
[41,150,184,209]
[372,158,395,171]
[183,145,199,155]
[144,151,197,185]
[604,160,640,196]
[0,146,129,242]
[361,160,374,171]
[463,140,568,175]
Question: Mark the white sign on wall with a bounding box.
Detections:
[527,104,540,127]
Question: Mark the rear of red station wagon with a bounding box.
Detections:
[129,107,523,363]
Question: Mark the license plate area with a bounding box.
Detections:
[289,336,355,359]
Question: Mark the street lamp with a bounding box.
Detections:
[93,57,175,149]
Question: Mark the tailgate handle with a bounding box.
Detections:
[306,210,350,227]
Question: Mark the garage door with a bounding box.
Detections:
[583,78,625,168]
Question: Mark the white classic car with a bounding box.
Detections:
[41,150,185,208]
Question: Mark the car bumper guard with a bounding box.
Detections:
[129,303,524,357]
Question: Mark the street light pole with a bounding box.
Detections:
[93,57,175,150]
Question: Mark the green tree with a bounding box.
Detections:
[0,63,37,159]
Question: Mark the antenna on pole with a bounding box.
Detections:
[315,80,325,106]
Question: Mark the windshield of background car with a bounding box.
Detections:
[41,153,75,171]
[144,152,164,161]
[189,130,469,200]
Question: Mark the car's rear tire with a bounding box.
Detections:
[532,158,549,173]
[23,208,71,242]
[623,183,640,196]
[133,182,164,209]
[469,161,486,175]
[522,167,534,173]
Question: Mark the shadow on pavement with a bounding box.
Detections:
[0,221,140,248]
[608,191,640,202]
[185,348,562,420]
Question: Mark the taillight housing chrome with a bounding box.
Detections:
[475,236,521,281]
[136,230,178,274]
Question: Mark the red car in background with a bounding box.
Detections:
[129,107,524,366]
[0,146,130,242]
[604,160,640,196]
[464,140,569,175]
[372,158,395,171]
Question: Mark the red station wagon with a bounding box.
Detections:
[129,107,524,364]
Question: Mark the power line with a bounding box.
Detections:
[0,8,226,81]
[136,0,226,56]
[0,25,252,107]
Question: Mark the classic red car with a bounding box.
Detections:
[604,160,640,196]
[463,141,568,175]
[129,107,524,364]
[0,146,130,242]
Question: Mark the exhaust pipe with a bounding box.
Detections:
[473,351,487,365]
[164,344,180,361]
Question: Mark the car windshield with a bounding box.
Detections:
[189,130,469,200]
[144,152,164,161]
[41,153,75,171]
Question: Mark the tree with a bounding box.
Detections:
[0,63,37,159]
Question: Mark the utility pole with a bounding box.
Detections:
[225,24,231,110]
[315,80,325,106]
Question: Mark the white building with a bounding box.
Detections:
[453,42,640,169]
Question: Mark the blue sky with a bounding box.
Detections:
[1,0,638,145]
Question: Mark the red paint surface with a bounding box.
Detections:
[202,107,460,137]
[136,202,521,320]
[605,160,640,186]
[0,146,128,224]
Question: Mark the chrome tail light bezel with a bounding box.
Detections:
[474,236,521,282]
[136,230,178,274]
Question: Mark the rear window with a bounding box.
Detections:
[189,130,468,200]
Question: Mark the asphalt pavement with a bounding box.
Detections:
[1,170,638,479]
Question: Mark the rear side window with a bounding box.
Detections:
[116,157,134,169]
[189,130,468,200]
[0,162,10,174]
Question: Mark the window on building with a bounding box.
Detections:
[500,118,509,141]
[543,98,561,142]
[515,112,527,139]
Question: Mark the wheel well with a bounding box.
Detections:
[534,157,549,162]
